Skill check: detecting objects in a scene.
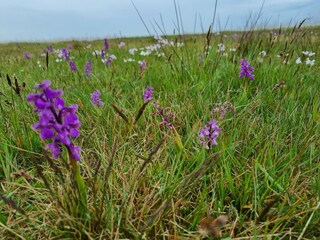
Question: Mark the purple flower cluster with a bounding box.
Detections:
[69,61,77,72]
[90,90,104,106]
[105,55,116,67]
[153,101,174,129]
[43,46,53,54]
[47,45,53,53]
[85,60,92,77]
[212,101,235,119]
[100,50,105,58]
[24,52,31,60]
[27,80,81,160]
[239,59,255,80]
[61,48,70,61]
[143,86,154,102]
[198,119,220,149]
[139,60,147,72]
[104,38,109,50]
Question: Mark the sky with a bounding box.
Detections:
[0,0,319,42]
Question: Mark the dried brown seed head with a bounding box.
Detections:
[199,215,228,237]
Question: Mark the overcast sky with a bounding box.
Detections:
[0,0,319,42]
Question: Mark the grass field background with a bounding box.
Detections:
[0,23,319,239]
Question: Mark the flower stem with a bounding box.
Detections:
[70,157,87,218]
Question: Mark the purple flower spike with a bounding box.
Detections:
[139,60,147,72]
[27,80,81,161]
[143,86,154,102]
[69,61,77,72]
[85,60,92,77]
[239,59,255,80]
[90,90,104,106]
[198,119,220,149]
[24,52,31,60]
[104,38,109,50]
[61,48,70,61]
[100,50,105,58]
[47,45,53,53]
[153,101,174,129]
[105,55,116,67]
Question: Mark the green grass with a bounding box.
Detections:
[0,24,319,239]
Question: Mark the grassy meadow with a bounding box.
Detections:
[0,24,319,239]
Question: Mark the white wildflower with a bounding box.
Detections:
[259,50,267,56]
[302,51,309,56]
[129,48,138,55]
[109,54,117,60]
[308,52,315,57]
[306,58,315,66]
[217,43,225,52]
[140,50,151,56]
[118,42,126,48]
[295,57,302,64]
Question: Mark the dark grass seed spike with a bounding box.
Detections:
[258,39,262,49]
[46,51,49,70]
[139,137,166,173]
[111,104,130,125]
[278,25,282,35]
[134,100,150,125]
[204,25,212,57]
[283,41,288,52]
[14,76,21,97]
[0,193,27,218]
[6,74,12,87]
[291,23,297,35]
[298,18,307,29]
